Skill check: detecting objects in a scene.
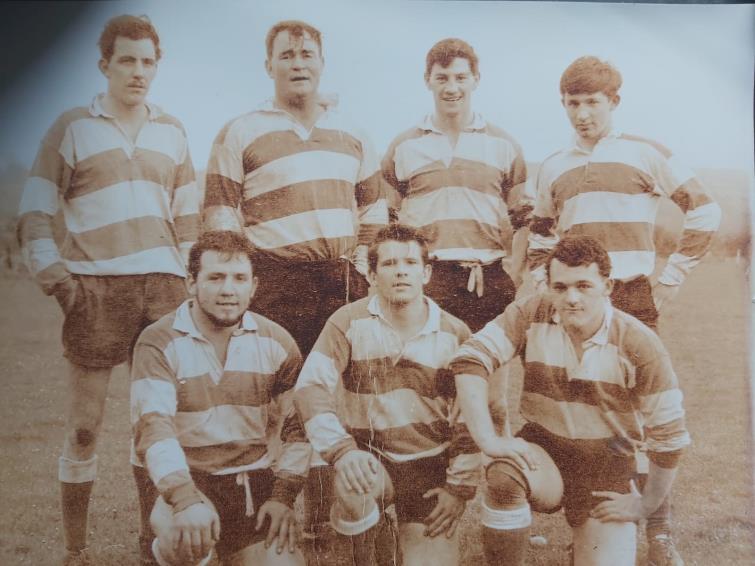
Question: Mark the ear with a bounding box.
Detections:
[98,57,109,77]
[249,275,259,303]
[604,277,614,296]
[422,262,432,286]
[264,58,273,79]
[368,268,377,288]
[187,274,198,297]
[610,94,621,110]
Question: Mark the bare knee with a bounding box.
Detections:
[486,460,528,509]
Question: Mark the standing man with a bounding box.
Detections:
[294,225,480,566]
[202,19,389,542]
[382,38,530,334]
[131,231,309,566]
[527,56,720,565]
[452,235,691,566]
[16,15,198,565]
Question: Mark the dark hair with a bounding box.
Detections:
[98,14,161,62]
[368,225,430,273]
[559,56,622,98]
[188,231,255,279]
[546,235,612,281]
[265,20,323,59]
[425,38,479,79]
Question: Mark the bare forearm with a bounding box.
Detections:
[455,374,500,451]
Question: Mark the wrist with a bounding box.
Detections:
[164,481,204,514]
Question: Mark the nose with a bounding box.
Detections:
[575,104,590,120]
[133,60,145,77]
[444,78,459,92]
[565,287,580,304]
[219,276,235,294]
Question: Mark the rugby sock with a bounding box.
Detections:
[61,481,94,553]
[481,501,532,566]
[132,465,159,564]
[483,526,530,566]
[59,456,97,553]
[332,504,381,566]
[646,494,672,540]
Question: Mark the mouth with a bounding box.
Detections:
[393,283,411,289]
[290,76,310,82]
[442,96,462,102]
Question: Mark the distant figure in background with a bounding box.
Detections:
[202,19,389,545]
[131,231,309,566]
[527,56,721,565]
[16,15,198,565]
[295,225,480,566]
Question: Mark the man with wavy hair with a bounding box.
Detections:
[17,14,198,565]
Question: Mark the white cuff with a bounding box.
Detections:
[330,502,380,536]
[481,500,532,530]
[58,455,97,483]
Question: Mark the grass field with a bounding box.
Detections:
[0,257,752,565]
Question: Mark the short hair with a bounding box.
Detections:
[188,231,255,280]
[559,56,622,98]
[546,235,612,281]
[425,38,479,79]
[98,14,161,62]
[265,20,323,59]
[368,225,430,273]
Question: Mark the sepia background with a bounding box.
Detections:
[0,1,752,564]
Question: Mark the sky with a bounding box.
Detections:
[1,0,753,173]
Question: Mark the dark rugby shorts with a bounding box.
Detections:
[517,423,636,527]
[192,468,276,559]
[61,273,186,368]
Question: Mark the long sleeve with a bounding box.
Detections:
[527,167,559,287]
[202,121,244,232]
[354,129,389,246]
[170,135,199,267]
[450,300,529,381]
[17,115,73,294]
[632,347,691,468]
[268,334,311,507]
[652,157,721,286]
[130,339,195,500]
[294,316,356,465]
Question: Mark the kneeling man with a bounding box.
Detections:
[451,235,690,566]
[131,231,310,565]
[294,225,480,565]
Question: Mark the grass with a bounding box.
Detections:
[0,256,752,565]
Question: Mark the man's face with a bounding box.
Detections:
[562,91,618,146]
[99,36,157,108]
[266,31,323,102]
[369,240,431,307]
[426,57,478,118]
[548,259,612,335]
[189,251,257,328]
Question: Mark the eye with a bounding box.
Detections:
[578,283,593,290]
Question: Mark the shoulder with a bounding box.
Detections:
[152,110,189,135]
[136,310,181,351]
[387,125,426,151]
[42,107,91,145]
[212,109,270,146]
[249,312,299,351]
[609,308,668,364]
[438,308,472,340]
[617,133,673,159]
[483,122,523,151]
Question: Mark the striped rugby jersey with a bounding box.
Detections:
[294,295,481,499]
[131,301,311,504]
[203,98,389,261]
[18,95,199,293]
[528,132,721,284]
[450,295,690,467]
[382,114,528,264]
